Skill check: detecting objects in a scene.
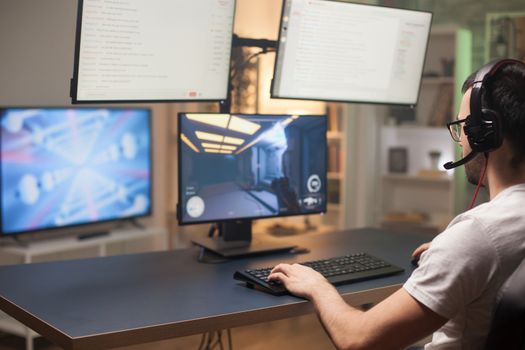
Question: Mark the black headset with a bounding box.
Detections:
[444,58,523,170]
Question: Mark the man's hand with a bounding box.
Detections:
[268,263,334,299]
[412,242,431,260]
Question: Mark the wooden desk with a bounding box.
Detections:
[0,228,427,350]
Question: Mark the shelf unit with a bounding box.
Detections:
[0,227,168,350]
[382,173,452,184]
[378,25,472,233]
[379,126,455,234]
[381,174,454,232]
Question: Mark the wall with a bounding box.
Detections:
[0,0,169,236]
[0,1,75,105]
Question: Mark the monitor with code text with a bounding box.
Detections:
[272,0,432,105]
[72,0,235,103]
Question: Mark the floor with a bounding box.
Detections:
[0,314,429,350]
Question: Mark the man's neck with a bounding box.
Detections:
[486,163,525,200]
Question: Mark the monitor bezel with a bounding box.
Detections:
[71,0,237,104]
[270,0,433,107]
[177,112,328,226]
[0,106,154,237]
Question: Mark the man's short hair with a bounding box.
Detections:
[462,61,525,168]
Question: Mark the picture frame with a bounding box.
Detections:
[485,11,525,62]
[388,147,408,174]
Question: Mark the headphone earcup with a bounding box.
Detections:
[464,109,502,153]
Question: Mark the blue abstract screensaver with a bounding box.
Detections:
[1,108,152,235]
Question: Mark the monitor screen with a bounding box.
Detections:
[0,108,152,235]
[271,0,432,105]
[178,113,327,224]
[72,0,235,103]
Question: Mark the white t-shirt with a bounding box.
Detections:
[404,183,525,349]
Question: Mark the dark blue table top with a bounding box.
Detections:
[0,227,428,349]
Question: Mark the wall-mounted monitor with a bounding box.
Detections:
[71,0,236,103]
[271,0,432,106]
[0,108,152,236]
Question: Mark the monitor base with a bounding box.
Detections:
[191,236,296,258]
[11,235,29,248]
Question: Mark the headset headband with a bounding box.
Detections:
[470,58,523,124]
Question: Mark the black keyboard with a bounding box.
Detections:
[234,252,404,295]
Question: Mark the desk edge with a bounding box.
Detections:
[0,296,73,349]
[38,284,401,350]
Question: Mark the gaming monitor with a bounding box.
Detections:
[178,113,327,225]
[0,108,152,236]
[71,0,235,103]
[271,0,433,105]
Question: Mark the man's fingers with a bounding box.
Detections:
[268,272,287,283]
[271,263,292,275]
[412,243,430,257]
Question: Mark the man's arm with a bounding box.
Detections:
[268,263,447,350]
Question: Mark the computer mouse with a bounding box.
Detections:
[411,256,420,267]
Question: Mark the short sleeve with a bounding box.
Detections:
[403,218,499,319]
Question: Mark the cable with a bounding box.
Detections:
[227,329,233,350]
[230,48,276,82]
[208,223,218,238]
[469,154,489,209]
[197,247,230,264]
[198,332,207,350]
[210,331,223,350]
[197,329,232,350]
[217,331,224,350]
[205,331,214,349]
[196,330,229,350]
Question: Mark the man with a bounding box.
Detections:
[268,60,525,349]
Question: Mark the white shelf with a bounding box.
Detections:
[381,210,454,234]
[1,227,168,258]
[382,174,453,185]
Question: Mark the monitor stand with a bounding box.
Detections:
[11,235,30,248]
[191,220,296,258]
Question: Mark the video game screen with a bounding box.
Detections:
[1,108,152,235]
[179,113,327,224]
